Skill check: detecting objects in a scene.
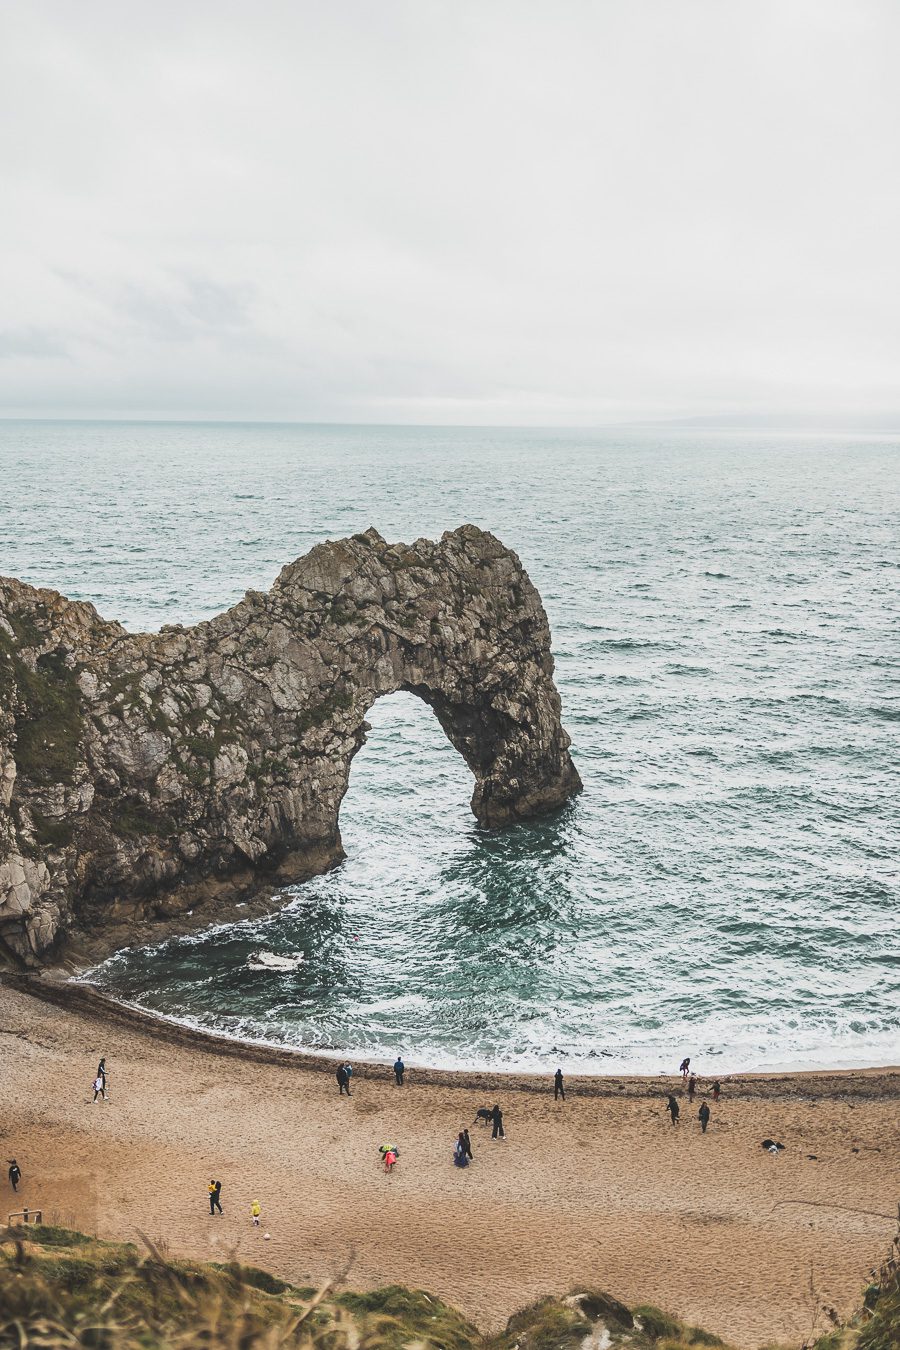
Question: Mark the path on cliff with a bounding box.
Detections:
[1,985,897,1348]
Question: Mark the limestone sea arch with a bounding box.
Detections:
[0,525,582,962]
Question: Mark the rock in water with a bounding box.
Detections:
[247,951,304,971]
[0,525,582,962]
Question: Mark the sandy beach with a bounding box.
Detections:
[1,977,897,1349]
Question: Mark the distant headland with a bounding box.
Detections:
[0,525,581,964]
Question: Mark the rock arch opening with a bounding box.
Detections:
[338,690,476,856]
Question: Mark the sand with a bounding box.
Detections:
[1,978,897,1349]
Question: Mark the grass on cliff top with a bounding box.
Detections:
[1,1222,897,1350]
[0,621,83,785]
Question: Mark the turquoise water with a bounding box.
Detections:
[1,420,898,1072]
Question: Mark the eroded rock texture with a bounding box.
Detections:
[0,525,581,962]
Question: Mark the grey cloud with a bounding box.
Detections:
[181,278,254,331]
[117,277,255,341]
[0,0,898,423]
[0,328,68,360]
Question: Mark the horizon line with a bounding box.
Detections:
[1,414,899,434]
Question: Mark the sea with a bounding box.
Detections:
[1,419,898,1074]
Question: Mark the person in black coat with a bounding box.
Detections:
[393,1057,405,1086]
[666,1094,680,1125]
[554,1068,565,1101]
[698,1102,711,1133]
[8,1159,21,1192]
[491,1104,505,1139]
[337,1064,351,1095]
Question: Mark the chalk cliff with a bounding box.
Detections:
[0,525,581,962]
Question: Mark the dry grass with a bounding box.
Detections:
[1,1219,897,1350]
[0,1225,476,1350]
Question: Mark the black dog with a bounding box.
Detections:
[473,1108,493,1125]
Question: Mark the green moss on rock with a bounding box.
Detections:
[296,687,354,734]
[107,800,175,839]
[31,812,75,850]
[2,637,83,784]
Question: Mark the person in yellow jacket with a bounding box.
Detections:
[250,1199,261,1226]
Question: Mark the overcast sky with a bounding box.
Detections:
[1,1,898,424]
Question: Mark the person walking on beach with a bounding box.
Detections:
[394,1056,405,1086]
[8,1159,21,1192]
[554,1068,565,1101]
[688,1075,697,1102]
[209,1180,223,1215]
[337,1064,350,1096]
[666,1094,680,1125]
[97,1057,108,1096]
[491,1104,505,1140]
[712,1080,721,1102]
[679,1057,691,1081]
[462,1129,473,1161]
[698,1102,711,1133]
[251,1199,261,1226]
[92,1074,105,1103]
[344,1062,354,1088]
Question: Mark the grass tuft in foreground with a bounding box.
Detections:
[0,1222,897,1350]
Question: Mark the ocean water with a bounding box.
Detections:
[1,420,898,1073]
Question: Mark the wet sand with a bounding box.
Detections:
[1,976,897,1348]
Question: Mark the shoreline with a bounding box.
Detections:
[43,882,900,1089]
[7,970,899,1100]
[36,889,899,1087]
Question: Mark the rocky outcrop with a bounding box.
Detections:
[0,525,581,962]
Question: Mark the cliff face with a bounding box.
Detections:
[0,525,581,962]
